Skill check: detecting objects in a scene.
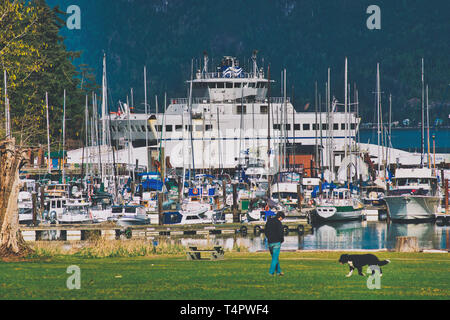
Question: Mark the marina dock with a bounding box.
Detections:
[19,219,311,242]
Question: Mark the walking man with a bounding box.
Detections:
[264,211,285,276]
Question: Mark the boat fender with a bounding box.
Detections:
[50,211,57,222]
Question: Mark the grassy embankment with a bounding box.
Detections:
[0,240,448,300]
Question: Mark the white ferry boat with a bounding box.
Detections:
[106,52,359,172]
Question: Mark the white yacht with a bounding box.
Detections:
[116,205,150,226]
[384,168,440,221]
[18,191,36,225]
[58,202,93,224]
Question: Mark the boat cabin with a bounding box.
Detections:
[390,168,438,195]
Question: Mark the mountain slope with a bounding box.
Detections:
[48,0,450,124]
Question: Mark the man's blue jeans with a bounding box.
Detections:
[268,242,282,275]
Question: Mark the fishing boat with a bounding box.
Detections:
[18,191,37,225]
[108,205,125,222]
[314,188,364,222]
[271,182,300,208]
[90,204,112,222]
[182,187,211,214]
[361,184,386,207]
[116,205,150,226]
[58,202,93,224]
[384,168,440,221]
[162,211,213,225]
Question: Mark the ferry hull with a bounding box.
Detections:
[384,195,439,221]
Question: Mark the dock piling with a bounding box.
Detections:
[32,192,37,226]
[158,192,163,226]
[232,183,238,222]
[445,179,449,215]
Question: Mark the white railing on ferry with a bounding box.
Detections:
[169,97,290,105]
[196,72,265,79]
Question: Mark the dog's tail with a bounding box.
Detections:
[378,259,390,266]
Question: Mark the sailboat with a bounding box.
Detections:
[313,58,364,222]
[314,186,364,221]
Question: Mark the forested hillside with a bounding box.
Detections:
[26,0,450,126]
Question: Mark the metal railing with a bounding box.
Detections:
[195,71,265,79]
[169,97,291,105]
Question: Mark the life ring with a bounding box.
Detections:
[240,226,248,235]
[265,205,270,211]
[297,225,305,235]
[192,188,199,195]
[283,226,289,235]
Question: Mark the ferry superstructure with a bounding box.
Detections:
[106,53,360,172]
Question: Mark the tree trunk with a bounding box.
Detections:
[0,138,31,257]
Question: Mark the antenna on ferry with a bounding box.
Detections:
[203,51,208,75]
[252,50,258,78]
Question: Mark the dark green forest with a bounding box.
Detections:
[29,0,450,128]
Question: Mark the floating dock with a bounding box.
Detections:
[19,219,311,241]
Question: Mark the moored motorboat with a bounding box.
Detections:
[384,168,440,221]
[58,202,93,224]
[314,188,364,222]
[116,205,150,226]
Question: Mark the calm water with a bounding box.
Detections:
[359,128,450,153]
[178,221,450,252]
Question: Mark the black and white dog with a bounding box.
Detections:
[339,254,390,277]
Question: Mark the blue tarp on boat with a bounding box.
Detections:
[141,179,163,191]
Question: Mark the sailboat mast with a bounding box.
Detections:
[344,57,348,161]
[188,60,195,181]
[319,93,323,178]
[102,53,107,147]
[144,66,149,168]
[292,85,295,173]
[267,65,272,198]
[62,89,66,184]
[426,85,430,168]
[328,68,333,179]
[283,69,287,172]
[46,92,51,174]
[387,94,392,168]
[127,96,132,178]
[315,82,318,175]
[377,63,381,174]
[421,58,425,167]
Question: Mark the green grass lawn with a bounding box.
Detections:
[0,251,448,300]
